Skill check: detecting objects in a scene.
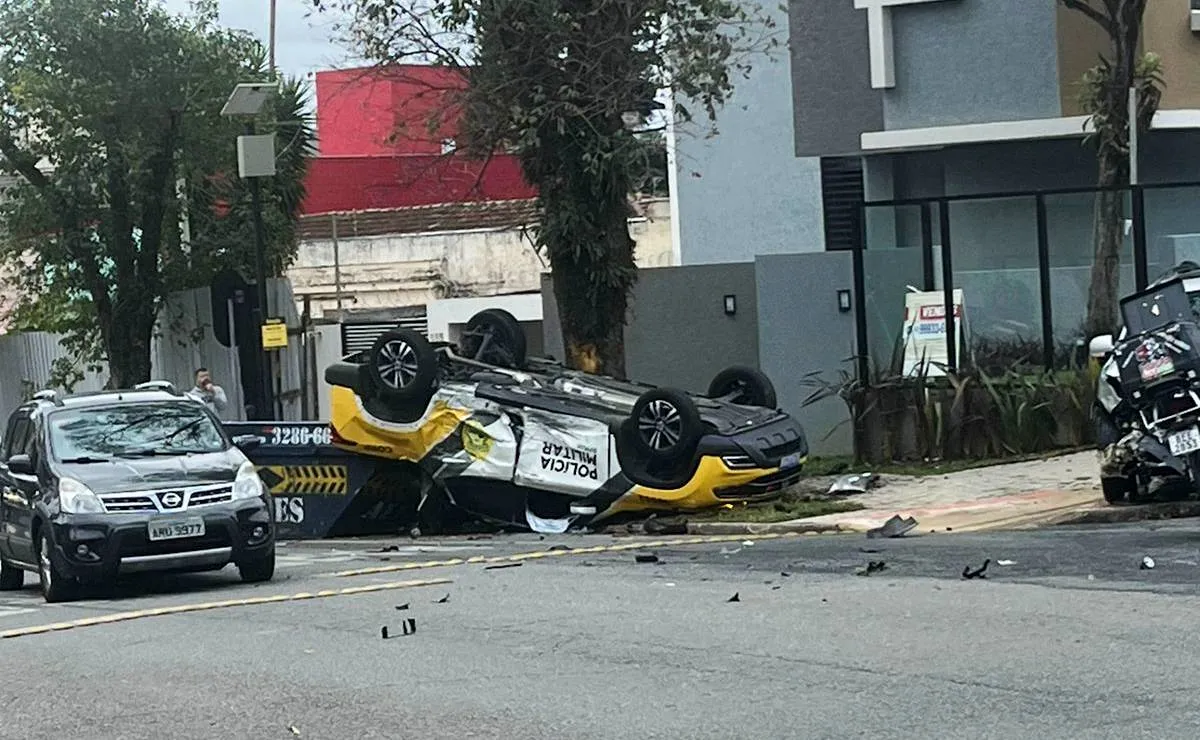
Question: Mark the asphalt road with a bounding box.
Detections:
[6,523,1200,739]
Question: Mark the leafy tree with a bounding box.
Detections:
[1060,0,1162,338]
[0,0,315,388]
[314,0,777,376]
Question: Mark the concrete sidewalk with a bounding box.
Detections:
[802,450,1104,533]
[689,451,1107,535]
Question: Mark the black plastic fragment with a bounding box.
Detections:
[635,554,660,564]
[485,562,523,570]
[962,559,990,579]
[727,592,740,602]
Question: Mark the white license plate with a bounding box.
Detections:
[148,518,206,541]
[1168,427,1200,456]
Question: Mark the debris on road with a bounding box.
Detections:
[374,545,400,553]
[719,547,742,556]
[485,562,524,570]
[962,559,990,579]
[435,594,450,604]
[741,540,755,547]
[643,514,688,536]
[289,726,301,736]
[867,515,918,539]
[828,473,878,495]
[1141,556,1156,570]
[547,544,570,551]
[635,554,660,564]
[855,561,888,576]
[996,560,1016,566]
[727,592,741,602]
[780,571,792,577]
[381,619,417,639]
[395,603,409,611]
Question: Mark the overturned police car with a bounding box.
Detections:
[323,308,809,531]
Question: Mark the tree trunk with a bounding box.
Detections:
[548,195,637,377]
[104,296,157,388]
[1083,147,1128,339]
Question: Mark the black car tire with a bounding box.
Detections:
[707,365,778,408]
[628,388,703,463]
[1102,476,1135,505]
[238,550,275,584]
[367,328,439,403]
[0,556,23,590]
[460,308,527,369]
[36,531,78,603]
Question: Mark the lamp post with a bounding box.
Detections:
[220,82,279,420]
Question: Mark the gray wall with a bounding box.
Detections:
[883,0,1061,129]
[789,0,1064,156]
[673,0,825,265]
[541,264,760,394]
[756,252,856,456]
[789,0,881,156]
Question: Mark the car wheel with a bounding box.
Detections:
[0,555,23,590]
[707,365,777,408]
[629,388,703,463]
[460,309,527,369]
[238,550,275,584]
[367,328,438,403]
[1102,476,1134,505]
[36,531,78,603]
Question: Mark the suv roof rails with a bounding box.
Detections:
[32,389,62,406]
[133,380,180,394]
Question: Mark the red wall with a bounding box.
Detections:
[315,65,467,157]
[302,154,536,214]
[304,64,536,215]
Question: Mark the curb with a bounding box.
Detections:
[685,521,847,536]
[1055,500,1200,526]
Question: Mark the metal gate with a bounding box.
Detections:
[340,309,429,355]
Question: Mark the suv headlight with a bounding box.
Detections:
[59,478,105,514]
[232,461,265,500]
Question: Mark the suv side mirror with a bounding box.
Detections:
[1089,334,1115,358]
[7,453,34,476]
[232,434,263,453]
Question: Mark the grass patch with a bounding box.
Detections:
[803,446,1092,478]
[691,496,865,524]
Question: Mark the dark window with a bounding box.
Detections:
[821,156,865,251]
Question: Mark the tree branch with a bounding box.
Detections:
[1060,0,1116,37]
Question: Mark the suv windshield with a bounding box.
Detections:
[47,402,227,460]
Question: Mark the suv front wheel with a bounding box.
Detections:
[238,549,275,584]
[37,532,78,603]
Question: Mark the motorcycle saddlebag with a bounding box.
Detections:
[1113,321,1200,404]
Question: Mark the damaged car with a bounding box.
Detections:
[1090,263,1200,504]
[323,308,809,532]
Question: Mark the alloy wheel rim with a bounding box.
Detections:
[637,399,683,451]
[377,339,420,389]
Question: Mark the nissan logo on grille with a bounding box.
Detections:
[159,491,184,509]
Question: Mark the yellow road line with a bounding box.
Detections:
[330,532,801,578]
[0,577,452,640]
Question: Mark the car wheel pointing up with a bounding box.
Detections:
[367,328,438,403]
[628,388,703,464]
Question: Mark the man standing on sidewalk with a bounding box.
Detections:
[187,367,229,416]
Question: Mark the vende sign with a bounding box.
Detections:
[901,289,969,376]
[854,0,961,89]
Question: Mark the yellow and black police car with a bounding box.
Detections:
[323,308,809,530]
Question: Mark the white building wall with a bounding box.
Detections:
[288,198,674,318]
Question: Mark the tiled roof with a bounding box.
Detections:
[297,199,541,240]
